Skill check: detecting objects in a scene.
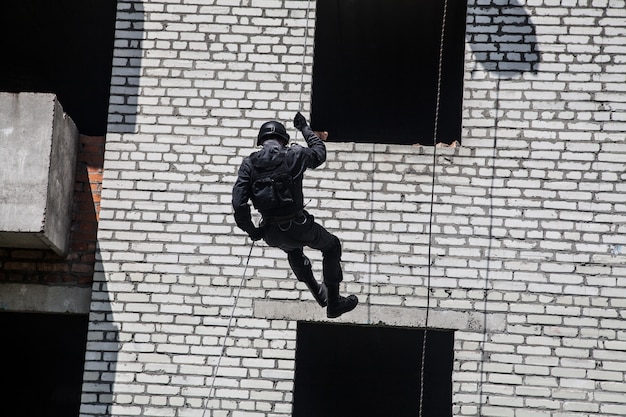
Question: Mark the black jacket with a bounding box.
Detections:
[232,126,325,236]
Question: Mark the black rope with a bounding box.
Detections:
[295,0,314,141]
[419,0,449,415]
[201,241,255,417]
[203,1,315,412]
[367,143,378,324]
[297,0,313,110]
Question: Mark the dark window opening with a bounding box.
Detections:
[293,322,454,417]
[311,0,467,145]
[0,311,89,417]
[0,0,117,135]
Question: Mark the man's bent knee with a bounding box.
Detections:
[287,249,313,282]
[323,236,342,259]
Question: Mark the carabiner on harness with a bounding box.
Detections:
[277,211,307,231]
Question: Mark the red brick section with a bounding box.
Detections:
[0,135,104,285]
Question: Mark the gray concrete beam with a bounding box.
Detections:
[0,92,79,256]
[254,299,506,332]
[0,283,91,314]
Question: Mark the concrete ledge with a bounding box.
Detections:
[254,299,506,332]
[0,92,79,256]
[0,283,91,314]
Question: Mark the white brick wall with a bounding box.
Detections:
[81,0,626,416]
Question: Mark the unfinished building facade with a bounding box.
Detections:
[75,1,626,416]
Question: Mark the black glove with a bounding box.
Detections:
[294,112,307,131]
[248,226,264,241]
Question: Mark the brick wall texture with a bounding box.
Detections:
[81,1,626,416]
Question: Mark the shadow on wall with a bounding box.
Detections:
[108,0,145,133]
[82,2,148,408]
[80,2,145,415]
[80,279,120,417]
[467,0,540,78]
[465,1,540,415]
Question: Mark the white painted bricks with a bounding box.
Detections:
[82,1,626,416]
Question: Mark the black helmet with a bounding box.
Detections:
[257,120,289,146]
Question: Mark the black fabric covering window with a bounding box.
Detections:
[311,0,467,145]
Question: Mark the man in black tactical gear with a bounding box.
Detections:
[232,112,358,319]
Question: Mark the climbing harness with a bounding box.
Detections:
[419,0,449,416]
[201,241,255,417]
[277,211,308,231]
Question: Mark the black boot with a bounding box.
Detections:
[302,275,328,307]
[326,284,358,319]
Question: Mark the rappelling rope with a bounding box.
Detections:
[201,241,255,417]
[418,0,448,416]
[204,0,313,411]
[367,142,378,325]
[202,1,317,415]
[295,0,314,141]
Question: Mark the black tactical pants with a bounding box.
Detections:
[262,211,343,285]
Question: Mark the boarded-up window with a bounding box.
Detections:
[293,322,454,417]
[311,0,467,145]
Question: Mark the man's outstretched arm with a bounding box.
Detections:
[294,112,326,169]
